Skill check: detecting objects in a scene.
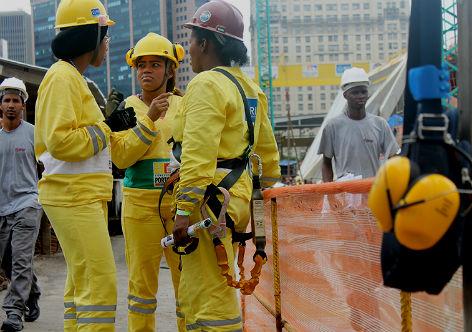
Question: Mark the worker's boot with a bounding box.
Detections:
[1,314,23,331]
[24,294,40,322]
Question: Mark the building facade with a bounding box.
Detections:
[0,6,35,65]
[31,0,58,68]
[250,0,410,120]
[33,0,168,96]
[170,0,208,91]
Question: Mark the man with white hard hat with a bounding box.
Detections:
[0,77,42,331]
[318,67,399,182]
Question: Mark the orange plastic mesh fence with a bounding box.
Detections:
[242,179,463,332]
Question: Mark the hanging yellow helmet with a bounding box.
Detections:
[125,33,185,68]
[55,0,115,29]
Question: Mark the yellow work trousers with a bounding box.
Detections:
[121,194,184,332]
[179,195,250,332]
[43,201,117,332]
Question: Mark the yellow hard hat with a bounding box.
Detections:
[125,33,185,68]
[55,0,115,29]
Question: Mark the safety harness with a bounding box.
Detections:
[159,68,267,295]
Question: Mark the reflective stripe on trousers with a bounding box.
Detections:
[122,196,185,331]
[178,195,249,332]
[43,201,117,332]
[186,317,243,331]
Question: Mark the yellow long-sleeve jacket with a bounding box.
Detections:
[35,60,113,206]
[173,66,280,213]
[111,94,181,209]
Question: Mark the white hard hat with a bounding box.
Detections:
[340,67,370,92]
[0,77,28,102]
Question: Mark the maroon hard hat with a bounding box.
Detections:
[184,0,244,42]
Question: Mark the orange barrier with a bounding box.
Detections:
[242,179,463,331]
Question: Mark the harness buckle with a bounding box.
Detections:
[417,113,449,140]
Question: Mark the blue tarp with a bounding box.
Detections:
[279,160,297,166]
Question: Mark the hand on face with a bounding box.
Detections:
[147,92,172,121]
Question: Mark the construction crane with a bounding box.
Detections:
[255,0,274,128]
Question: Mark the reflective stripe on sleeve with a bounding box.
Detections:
[92,125,108,150]
[132,126,153,145]
[64,313,77,320]
[138,121,157,137]
[180,187,206,196]
[86,126,99,155]
[177,194,200,204]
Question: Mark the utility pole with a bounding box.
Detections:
[458,0,472,330]
[128,0,136,95]
[105,0,111,95]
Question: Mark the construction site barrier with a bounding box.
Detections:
[241,179,463,331]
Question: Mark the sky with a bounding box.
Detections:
[0,0,31,14]
[229,0,252,50]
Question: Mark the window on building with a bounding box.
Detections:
[318,35,324,42]
[353,14,361,22]
[296,36,301,43]
[352,3,360,10]
[366,43,371,50]
[363,3,370,9]
[303,4,311,11]
[315,4,322,11]
[321,103,326,110]
[294,4,300,11]
[296,45,301,53]
[326,4,337,11]
[341,3,349,10]
[319,55,325,61]
[318,45,324,52]
[356,44,361,51]
[283,37,288,43]
[296,56,301,62]
[308,94,313,101]
[305,45,311,52]
[343,54,349,61]
[305,36,311,42]
[321,93,326,100]
[343,35,349,41]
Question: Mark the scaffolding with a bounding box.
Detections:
[255,0,275,128]
[442,0,458,109]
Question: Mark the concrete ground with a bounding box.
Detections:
[0,235,178,331]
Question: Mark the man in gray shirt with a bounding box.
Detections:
[318,68,399,182]
[0,78,41,331]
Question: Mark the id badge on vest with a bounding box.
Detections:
[247,98,258,124]
[153,159,171,188]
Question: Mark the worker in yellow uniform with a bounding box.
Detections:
[110,32,186,332]
[35,0,136,331]
[171,1,281,331]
